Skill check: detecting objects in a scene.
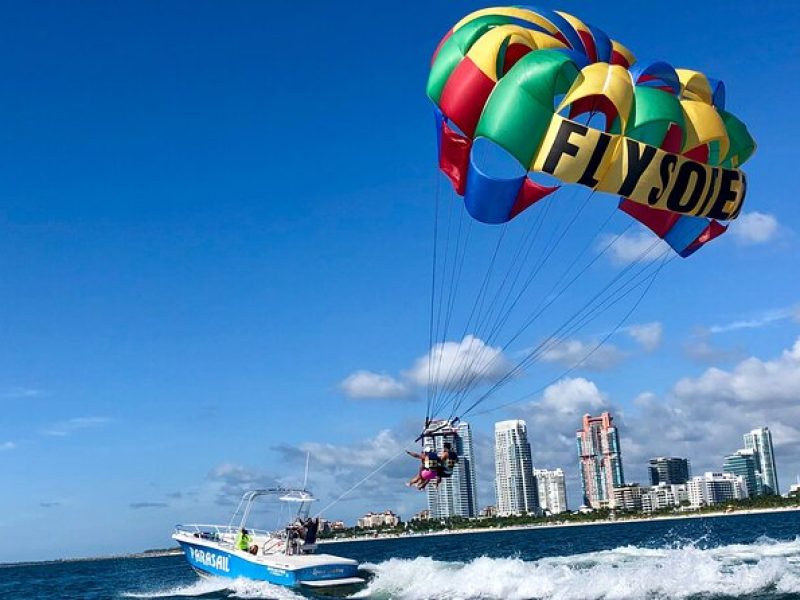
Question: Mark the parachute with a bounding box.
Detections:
[428,6,755,257]
[418,6,757,432]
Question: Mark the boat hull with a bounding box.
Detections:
[176,539,360,587]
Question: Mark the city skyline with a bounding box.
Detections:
[345,415,783,524]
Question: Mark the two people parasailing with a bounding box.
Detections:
[405,442,458,490]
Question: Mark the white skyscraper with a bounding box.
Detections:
[494,420,539,516]
[426,421,478,519]
[534,468,568,515]
[743,427,780,495]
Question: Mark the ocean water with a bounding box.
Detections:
[3,511,800,600]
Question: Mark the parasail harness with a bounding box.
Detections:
[416,418,460,478]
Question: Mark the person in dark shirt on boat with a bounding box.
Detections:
[302,517,319,545]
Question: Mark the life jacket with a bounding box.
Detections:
[422,451,439,470]
[440,451,458,477]
[236,532,251,551]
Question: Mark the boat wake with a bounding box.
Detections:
[352,536,800,600]
[122,575,304,599]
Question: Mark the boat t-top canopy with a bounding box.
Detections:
[229,488,317,532]
[278,489,316,503]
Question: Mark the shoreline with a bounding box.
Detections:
[5,505,797,565]
[0,549,184,568]
[317,505,800,545]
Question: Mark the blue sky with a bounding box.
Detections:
[0,1,798,562]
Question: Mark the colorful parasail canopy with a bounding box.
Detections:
[427,6,756,257]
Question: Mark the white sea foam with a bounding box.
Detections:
[123,575,304,599]
[352,536,800,600]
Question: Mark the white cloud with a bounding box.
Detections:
[275,429,406,471]
[709,306,798,334]
[684,334,743,364]
[206,463,276,506]
[539,377,608,414]
[339,371,412,400]
[516,377,619,505]
[299,338,800,517]
[627,322,663,351]
[271,427,426,520]
[266,338,800,516]
[0,387,46,400]
[539,338,626,370]
[129,502,168,510]
[406,335,512,391]
[599,231,670,265]
[673,339,800,406]
[0,441,15,451]
[41,417,111,437]
[515,338,800,505]
[729,212,778,245]
[622,338,800,489]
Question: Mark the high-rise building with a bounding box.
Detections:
[576,412,625,509]
[494,420,539,516]
[648,457,691,486]
[723,449,762,497]
[426,421,478,519]
[687,472,748,507]
[534,468,568,515]
[743,427,780,495]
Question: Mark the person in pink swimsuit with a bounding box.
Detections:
[405,448,440,490]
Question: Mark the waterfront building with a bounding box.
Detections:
[687,472,748,507]
[576,412,625,508]
[427,420,478,519]
[412,509,431,521]
[641,483,689,513]
[356,510,400,528]
[534,468,568,515]
[612,484,643,512]
[788,483,800,499]
[648,457,691,485]
[723,449,762,497]
[479,505,497,518]
[743,427,780,495]
[494,420,539,516]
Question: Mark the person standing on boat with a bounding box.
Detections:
[303,517,319,545]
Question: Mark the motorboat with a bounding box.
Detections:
[172,488,364,589]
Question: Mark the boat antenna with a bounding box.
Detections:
[303,452,310,491]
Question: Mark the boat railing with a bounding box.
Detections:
[174,523,275,546]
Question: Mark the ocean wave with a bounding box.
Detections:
[352,536,800,600]
[122,575,304,599]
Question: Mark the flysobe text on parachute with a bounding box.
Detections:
[539,117,747,220]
